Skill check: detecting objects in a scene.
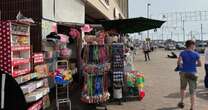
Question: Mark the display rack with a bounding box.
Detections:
[111,43,124,104]
[81,45,110,110]
[55,60,72,110]
[0,21,50,110]
[26,53,50,110]
[0,21,31,77]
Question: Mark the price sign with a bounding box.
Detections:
[33,53,44,64]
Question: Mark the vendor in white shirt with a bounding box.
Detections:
[204,45,208,88]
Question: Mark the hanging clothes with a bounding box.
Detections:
[99,45,107,64]
[88,45,94,64]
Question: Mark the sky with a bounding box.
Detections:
[129,0,208,41]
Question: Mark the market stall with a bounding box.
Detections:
[100,17,165,101]
[0,20,50,110]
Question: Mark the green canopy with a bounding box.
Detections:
[101,17,166,34]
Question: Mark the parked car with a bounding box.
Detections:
[176,43,185,50]
[158,44,165,48]
[165,44,176,50]
[195,42,207,53]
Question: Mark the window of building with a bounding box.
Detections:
[100,0,110,9]
[104,0,109,5]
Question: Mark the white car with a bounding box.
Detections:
[165,44,176,50]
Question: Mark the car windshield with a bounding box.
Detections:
[197,43,206,47]
[198,44,205,47]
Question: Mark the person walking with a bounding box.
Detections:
[204,43,208,88]
[142,42,151,61]
[177,40,201,110]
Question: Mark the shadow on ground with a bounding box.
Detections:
[164,92,189,99]
[198,80,204,84]
[157,107,179,110]
[196,89,208,101]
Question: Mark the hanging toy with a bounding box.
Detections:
[51,23,57,33]
[55,69,62,75]
[54,74,69,85]
[54,69,71,85]
[135,73,144,88]
[58,34,69,43]
[69,28,81,39]
[60,48,72,58]
[96,31,105,45]
[63,70,73,81]
[138,89,145,101]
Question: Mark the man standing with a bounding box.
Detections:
[142,42,151,61]
[177,40,201,110]
[204,43,208,88]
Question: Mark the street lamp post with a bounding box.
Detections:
[161,26,164,41]
[201,24,203,41]
[147,3,151,39]
[181,16,185,42]
[171,32,173,40]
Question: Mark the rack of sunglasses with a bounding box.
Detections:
[81,44,111,110]
[111,43,124,102]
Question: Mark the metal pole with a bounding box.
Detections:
[200,24,204,49]
[178,33,180,41]
[201,24,203,41]
[171,32,173,40]
[53,0,56,19]
[141,33,143,41]
[182,20,185,42]
[162,27,164,41]
[147,3,151,39]
[152,33,153,40]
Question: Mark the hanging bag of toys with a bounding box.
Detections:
[126,70,145,100]
[54,60,73,86]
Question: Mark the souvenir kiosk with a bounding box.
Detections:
[101,17,165,102]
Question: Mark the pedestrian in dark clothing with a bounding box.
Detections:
[0,70,27,110]
[168,52,177,59]
[204,44,208,88]
[142,42,151,61]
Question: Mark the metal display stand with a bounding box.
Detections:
[81,44,110,110]
[55,84,71,110]
[111,43,125,104]
[55,60,72,110]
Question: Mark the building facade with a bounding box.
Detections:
[0,0,128,50]
[0,0,85,51]
[115,0,129,18]
[85,0,128,23]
